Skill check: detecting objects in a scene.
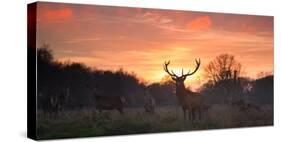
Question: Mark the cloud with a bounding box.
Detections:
[42,7,73,21]
[135,12,173,25]
[187,16,212,30]
[63,37,101,44]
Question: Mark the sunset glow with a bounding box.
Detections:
[36,2,274,88]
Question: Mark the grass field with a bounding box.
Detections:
[37,105,273,140]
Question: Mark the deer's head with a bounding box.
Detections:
[163,59,201,88]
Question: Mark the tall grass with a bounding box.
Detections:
[37,105,273,139]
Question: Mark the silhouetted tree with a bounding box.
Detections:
[37,45,70,116]
[37,44,53,64]
[203,54,244,104]
[205,54,242,84]
[38,44,217,114]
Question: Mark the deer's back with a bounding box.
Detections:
[95,95,123,109]
[181,92,204,108]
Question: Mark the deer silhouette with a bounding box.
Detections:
[94,95,125,114]
[39,87,70,117]
[163,59,204,121]
[143,87,156,114]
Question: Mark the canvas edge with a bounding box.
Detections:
[26,1,274,140]
[27,2,38,140]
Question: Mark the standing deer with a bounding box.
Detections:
[39,87,70,117]
[143,87,156,114]
[163,59,204,121]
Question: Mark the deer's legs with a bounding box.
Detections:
[191,109,196,121]
[198,108,202,120]
[186,107,191,121]
[182,108,186,120]
[151,107,155,114]
[187,110,190,121]
[117,108,124,115]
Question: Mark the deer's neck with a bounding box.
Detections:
[175,83,190,107]
[176,83,186,96]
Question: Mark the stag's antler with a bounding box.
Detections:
[163,61,179,78]
[183,59,201,77]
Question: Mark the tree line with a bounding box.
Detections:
[34,44,273,113]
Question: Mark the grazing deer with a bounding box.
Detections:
[232,99,261,112]
[94,94,126,114]
[89,85,126,115]
[163,59,204,121]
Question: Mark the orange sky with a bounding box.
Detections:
[36,2,273,89]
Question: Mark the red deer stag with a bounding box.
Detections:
[163,59,204,121]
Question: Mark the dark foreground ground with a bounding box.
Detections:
[37,104,273,140]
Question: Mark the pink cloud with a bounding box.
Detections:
[42,7,73,21]
[187,16,212,30]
